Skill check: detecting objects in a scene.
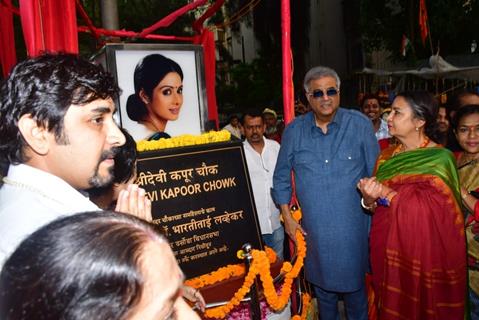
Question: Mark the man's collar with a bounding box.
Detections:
[307,108,344,129]
[244,136,266,149]
[5,163,99,210]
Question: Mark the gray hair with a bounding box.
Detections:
[303,66,341,92]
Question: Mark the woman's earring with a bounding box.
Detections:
[415,127,419,131]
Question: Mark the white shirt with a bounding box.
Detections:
[223,124,242,139]
[376,118,390,140]
[243,137,281,234]
[0,164,99,267]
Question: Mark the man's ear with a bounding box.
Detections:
[17,114,51,155]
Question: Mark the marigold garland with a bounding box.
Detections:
[184,264,246,289]
[291,206,302,221]
[291,293,312,320]
[136,130,231,152]
[184,247,277,289]
[183,208,307,319]
[199,229,306,319]
[184,220,306,319]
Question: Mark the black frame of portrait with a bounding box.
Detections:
[94,43,209,141]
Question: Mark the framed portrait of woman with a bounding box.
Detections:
[95,43,208,141]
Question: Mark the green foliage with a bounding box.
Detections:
[77,0,198,55]
[223,0,253,34]
[216,0,310,114]
[79,0,195,35]
[116,0,195,36]
[216,58,282,114]
[216,59,281,113]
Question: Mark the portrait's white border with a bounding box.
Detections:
[94,44,208,141]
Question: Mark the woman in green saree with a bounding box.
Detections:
[358,91,467,319]
[453,104,479,320]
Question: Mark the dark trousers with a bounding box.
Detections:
[313,284,367,320]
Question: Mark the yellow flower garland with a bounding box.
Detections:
[291,293,312,320]
[136,130,231,152]
[200,229,306,319]
[184,227,306,319]
[184,247,276,289]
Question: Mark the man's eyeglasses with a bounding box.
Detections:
[308,88,339,99]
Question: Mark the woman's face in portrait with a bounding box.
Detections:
[143,72,183,123]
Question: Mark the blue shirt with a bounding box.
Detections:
[272,109,379,291]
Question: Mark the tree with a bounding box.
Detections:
[216,57,283,114]
[360,0,479,64]
[78,0,198,55]
[216,0,310,114]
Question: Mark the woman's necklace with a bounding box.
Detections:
[392,137,430,156]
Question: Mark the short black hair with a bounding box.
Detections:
[360,93,382,110]
[113,128,137,184]
[0,53,120,167]
[228,114,240,122]
[126,54,183,122]
[0,211,166,319]
[452,104,479,131]
[241,109,263,125]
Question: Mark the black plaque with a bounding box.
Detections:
[136,140,263,278]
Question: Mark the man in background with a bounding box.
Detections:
[222,114,243,139]
[437,105,451,146]
[360,93,390,150]
[263,108,284,143]
[243,109,284,259]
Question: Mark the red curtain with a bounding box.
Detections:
[0,0,17,76]
[19,0,78,57]
[194,29,219,129]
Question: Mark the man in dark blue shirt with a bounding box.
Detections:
[272,66,379,320]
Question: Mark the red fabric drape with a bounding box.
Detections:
[281,0,294,125]
[19,0,78,57]
[139,0,208,37]
[0,0,17,76]
[418,0,429,45]
[194,29,218,129]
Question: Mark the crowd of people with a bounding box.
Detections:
[0,52,478,320]
[226,66,479,319]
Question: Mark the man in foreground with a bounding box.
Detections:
[0,54,150,266]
